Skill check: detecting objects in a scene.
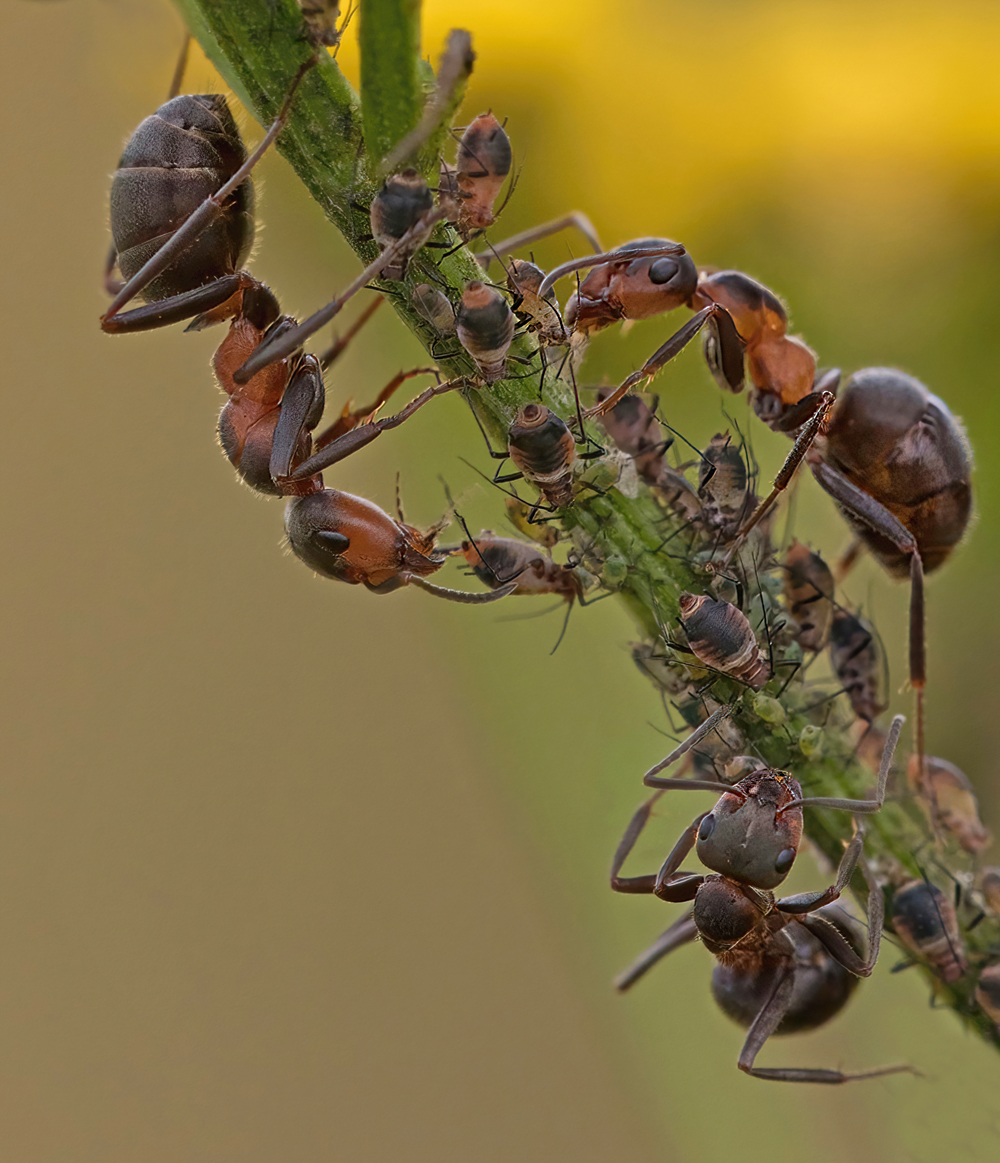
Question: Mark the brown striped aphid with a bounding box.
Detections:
[458,532,584,604]
[891,879,968,984]
[455,281,516,382]
[441,111,513,240]
[783,541,835,654]
[596,390,669,488]
[285,489,516,603]
[828,607,887,724]
[370,170,439,280]
[905,755,991,855]
[697,433,757,545]
[506,259,570,347]
[676,593,771,690]
[412,282,456,335]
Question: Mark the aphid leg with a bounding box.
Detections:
[102,54,318,329]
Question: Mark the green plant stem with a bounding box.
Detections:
[171,0,1000,1053]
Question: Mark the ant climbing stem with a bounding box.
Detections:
[102,53,320,331]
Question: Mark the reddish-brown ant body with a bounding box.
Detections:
[891,879,967,984]
[285,489,515,603]
[611,712,912,1082]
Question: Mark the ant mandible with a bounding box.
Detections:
[610,710,916,1083]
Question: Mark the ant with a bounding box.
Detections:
[101,57,317,335]
[285,487,517,603]
[611,710,915,1082]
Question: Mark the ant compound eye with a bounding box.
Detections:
[647,257,680,286]
[774,848,796,876]
[314,530,351,555]
[698,815,716,842]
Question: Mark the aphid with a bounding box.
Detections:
[503,404,583,511]
[692,271,820,431]
[891,879,968,984]
[611,712,912,1082]
[455,281,516,382]
[442,111,513,240]
[285,489,516,602]
[369,170,438,280]
[783,541,835,653]
[298,0,345,48]
[596,391,668,488]
[905,755,991,854]
[412,282,456,334]
[459,533,583,602]
[101,60,315,334]
[828,607,887,724]
[697,433,756,543]
[974,962,1000,1031]
[677,593,770,690]
[981,868,1000,916]
[506,259,569,347]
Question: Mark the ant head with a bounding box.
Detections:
[696,770,803,890]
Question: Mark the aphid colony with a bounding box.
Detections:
[101,27,996,1077]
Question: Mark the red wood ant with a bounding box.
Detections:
[610,710,914,1082]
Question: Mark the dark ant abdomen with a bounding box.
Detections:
[110,94,254,301]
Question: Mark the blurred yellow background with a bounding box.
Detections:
[2,0,998,1159]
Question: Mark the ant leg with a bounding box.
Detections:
[102,56,318,330]
[780,714,903,815]
[720,392,834,567]
[583,304,743,420]
[234,204,449,382]
[609,791,705,900]
[312,366,438,449]
[269,355,326,481]
[316,296,384,371]
[407,577,517,603]
[285,376,465,481]
[641,705,737,790]
[613,912,698,992]
[481,212,604,266]
[536,242,687,299]
[737,968,915,1083]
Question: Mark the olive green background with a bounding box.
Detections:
[2,0,999,1159]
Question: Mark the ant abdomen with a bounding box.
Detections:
[711,906,863,1034]
[110,94,254,301]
